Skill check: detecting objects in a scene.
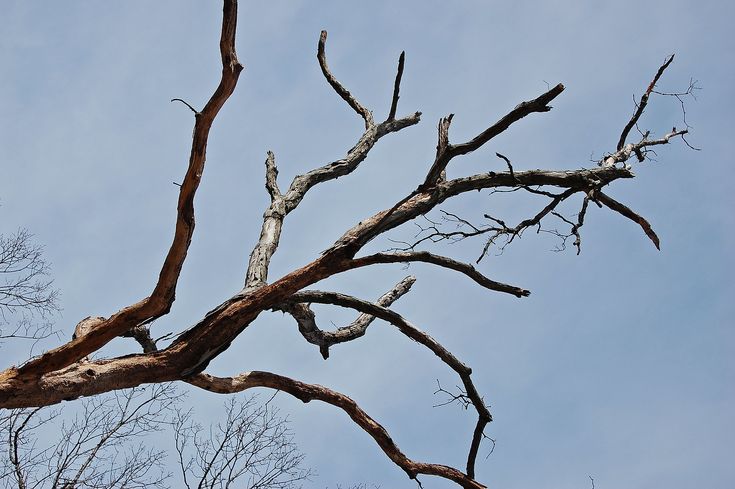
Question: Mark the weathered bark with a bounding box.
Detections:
[0,2,691,488]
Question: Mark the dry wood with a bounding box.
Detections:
[0,1,692,487]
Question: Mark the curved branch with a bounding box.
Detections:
[284,290,492,477]
[317,30,373,128]
[16,0,243,377]
[350,251,530,297]
[187,371,486,489]
[278,276,416,358]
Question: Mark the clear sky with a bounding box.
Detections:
[1,1,733,488]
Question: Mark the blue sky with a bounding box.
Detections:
[1,1,733,488]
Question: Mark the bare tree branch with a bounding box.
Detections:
[15,0,244,378]
[0,5,694,488]
[350,251,530,297]
[187,371,486,489]
[0,229,59,320]
[173,394,311,489]
[617,54,675,151]
[318,31,373,128]
[284,290,491,478]
[278,275,416,359]
[594,191,661,250]
[423,83,565,186]
[387,51,405,122]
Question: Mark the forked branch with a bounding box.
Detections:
[285,290,492,478]
[278,276,417,359]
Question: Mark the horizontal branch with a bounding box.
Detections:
[601,128,688,168]
[328,166,634,256]
[350,251,530,297]
[187,371,486,489]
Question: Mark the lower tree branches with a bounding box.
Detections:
[188,371,487,489]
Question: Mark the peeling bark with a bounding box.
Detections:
[0,4,691,488]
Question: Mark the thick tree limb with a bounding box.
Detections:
[186,371,486,489]
[14,0,243,377]
[328,166,634,256]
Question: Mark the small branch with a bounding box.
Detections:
[387,51,405,121]
[422,84,564,188]
[170,98,199,114]
[121,325,158,353]
[617,54,675,151]
[477,187,578,262]
[278,276,416,359]
[350,251,529,297]
[187,371,486,489]
[495,153,515,181]
[317,30,373,128]
[264,151,281,201]
[594,191,660,250]
[452,83,565,159]
[602,128,688,168]
[423,115,455,185]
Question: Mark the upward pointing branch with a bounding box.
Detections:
[318,30,374,128]
[423,83,565,186]
[16,0,244,377]
[617,54,675,151]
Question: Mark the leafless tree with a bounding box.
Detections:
[173,394,311,489]
[0,1,693,488]
[0,385,176,489]
[1,386,311,489]
[0,229,59,347]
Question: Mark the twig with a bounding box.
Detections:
[387,51,405,121]
[170,98,199,114]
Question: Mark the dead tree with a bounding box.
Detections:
[0,385,177,489]
[0,1,692,488]
[1,387,309,489]
[0,229,59,349]
[173,394,311,489]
